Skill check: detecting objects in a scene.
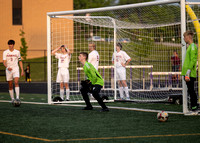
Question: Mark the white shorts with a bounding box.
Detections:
[6,68,20,81]
[56,68,69,83]
[116,66,126,80]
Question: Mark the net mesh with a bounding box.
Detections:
[49,2,200,104]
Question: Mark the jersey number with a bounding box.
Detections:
[97,55,99,62]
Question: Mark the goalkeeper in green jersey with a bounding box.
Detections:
[78,52,109,112]
[181,31,198,112]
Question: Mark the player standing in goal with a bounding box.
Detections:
[52,45,71,101]
[112,43,131,100]
[181,31,198,113]
[88,43,99,100]
[79,52,109,112]
[88,43,99,70]
[3,40,24,102]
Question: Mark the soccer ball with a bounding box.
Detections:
[157,111,169,122]
[12,99,21,107]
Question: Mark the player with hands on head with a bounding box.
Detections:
[3,40,24,103]
[52,45,71,101]
[181,31,198,112]
[79,52,109,112]
[112,43,131,100]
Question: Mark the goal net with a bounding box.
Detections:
[47,0,200,114]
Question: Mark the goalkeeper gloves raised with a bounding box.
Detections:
[185,70,191,82]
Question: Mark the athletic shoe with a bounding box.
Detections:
[82,106,93,110]
[11,99,15,104]
[100,108,109,112]
[66,99,70,101]
[126,97,130,100]
[102,95,109,100]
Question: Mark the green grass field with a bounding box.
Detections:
[0,92,200,143]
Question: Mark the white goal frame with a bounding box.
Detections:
[47,0,200,115]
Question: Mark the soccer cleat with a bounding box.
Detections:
[11,99,15,104]
[82,106,93,110]
[102,95,109,100]
[100,108,109,112]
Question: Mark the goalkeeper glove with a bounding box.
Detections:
[185,70,191,82]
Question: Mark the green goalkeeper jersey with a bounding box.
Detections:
[181,43,198,78]
[83,62,104,86]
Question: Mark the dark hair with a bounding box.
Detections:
[61,45,68,52]
[117,43,122,50]
[80,52,88,60]
[8,40,15,45]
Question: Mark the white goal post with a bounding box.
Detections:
[47,0,200,115]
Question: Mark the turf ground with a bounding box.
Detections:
[0,92,200,143]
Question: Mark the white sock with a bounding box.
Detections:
[119,87,124,99]
[15,87,20,99]
[124,87,130,98]
[9,90,14,100]
[65,89,70,100]
[60,89,64,100]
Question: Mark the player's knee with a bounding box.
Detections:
[9,85,13,90]
[14,81,19,86]
[80,87,87,94]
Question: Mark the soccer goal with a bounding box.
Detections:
[47,0,200,114]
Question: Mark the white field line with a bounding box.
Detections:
[0,100,183,114]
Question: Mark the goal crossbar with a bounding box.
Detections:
[47,0,180,16]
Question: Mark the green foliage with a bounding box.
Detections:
[19,29,28,60]
[118,0,152,5]
[74,0,115,10]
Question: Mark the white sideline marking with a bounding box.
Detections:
[0,100,183,114]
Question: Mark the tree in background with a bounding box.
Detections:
[74,0,115,10]
[74,0,153,10]
[117,0,152,5]
[19,29,28,60]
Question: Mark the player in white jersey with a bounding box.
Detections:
[3,40,24,102]
[52,45,71,101]
[88,43,99,70]
[88,43,100,100]
[112,43,131,100]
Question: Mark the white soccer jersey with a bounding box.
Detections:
[88,50,99,70]
[55,53,71,68]
[3,49,21,69]
[112,50,131,68]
